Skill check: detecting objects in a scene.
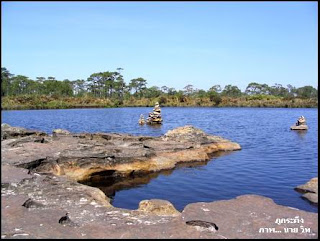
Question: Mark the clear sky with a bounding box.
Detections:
[1,1,318,91]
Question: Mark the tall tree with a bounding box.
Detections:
[209,85,221,93]
[245,82,269,95]
[296,86,318,98]
[129,77,147,97]
[221,85,242,97]
[183,84,194,96]
[1,67,13,96]
[161,85,169,94]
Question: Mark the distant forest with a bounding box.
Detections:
[1,67,318,109]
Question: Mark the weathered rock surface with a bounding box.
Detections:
[181,195,318,239]
[291,125,308,130]
[1,124,318,238]
[138,199,180,216]
[52,128,71,136]
[1,123,47,140]
[1,124,241,182]
[295,177,318,204]
[2,174,318,239]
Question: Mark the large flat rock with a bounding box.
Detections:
[1,180,318,239]
[181,195,318,239]
[1,125,241,182]
[291,125,308,130]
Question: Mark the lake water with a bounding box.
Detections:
[1,107,318,213]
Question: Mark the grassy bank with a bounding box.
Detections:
[1,95,318,110]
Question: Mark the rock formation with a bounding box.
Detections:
[146,102,162,124]
[138,199,180,216]
[1,123,47,140]
[291,116,308,130]
[1,124,318,239]
[295,177,318,204]
[52,129,71,137]
[1,124,241,182]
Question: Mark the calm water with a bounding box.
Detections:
[1,107,318,213]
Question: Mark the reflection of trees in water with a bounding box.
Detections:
[79,151,234,203]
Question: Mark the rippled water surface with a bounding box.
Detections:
[2,107,318,212]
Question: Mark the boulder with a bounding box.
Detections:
[52,129,71,136]
[295,177,318,204]
[138,199,180,216]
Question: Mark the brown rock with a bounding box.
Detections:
[52,129,71,136]
[1,125,241,182]
[295,177,318,204]
[138,199,180,216]
[291,125,308,130]
[181,194,318,239]
[1,123,47,140]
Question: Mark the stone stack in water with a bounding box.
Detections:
[138,114,145,125]
[290,116,308,130]
[146,102,162,125]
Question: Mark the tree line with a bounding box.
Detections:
[1,67,318,104]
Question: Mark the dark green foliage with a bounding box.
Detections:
[221,85,242,97]
[1,67,317,109]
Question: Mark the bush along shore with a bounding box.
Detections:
[1,95,318,110]
[1,67,318,110]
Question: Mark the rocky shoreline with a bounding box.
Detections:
[295,177,318,205]
[1,124,318,239]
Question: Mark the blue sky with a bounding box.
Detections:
[1,1,318,91]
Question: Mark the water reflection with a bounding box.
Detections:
[293,130,308,140]
[145,124,162,129]
[80,151,232,204]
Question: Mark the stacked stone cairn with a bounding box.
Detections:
[290,115,308,130]
[146,102,163,125]
[296,116,306,126]
[138,114,145,125]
